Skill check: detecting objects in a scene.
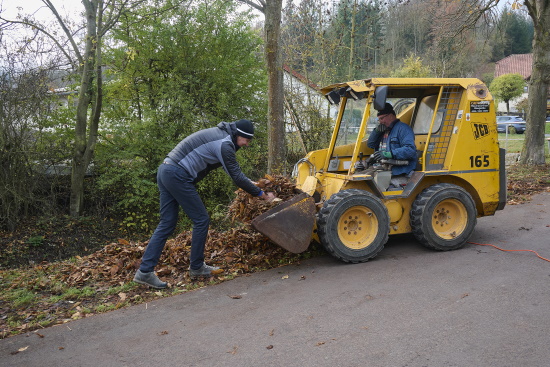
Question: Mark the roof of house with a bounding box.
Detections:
[283,65,320,91]
[494,53,532,80]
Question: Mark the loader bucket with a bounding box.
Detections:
[251,192,316,253]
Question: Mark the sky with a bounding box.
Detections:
[1,0,82,22]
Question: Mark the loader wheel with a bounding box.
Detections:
[318,189,389,263]
[410,183,477,251]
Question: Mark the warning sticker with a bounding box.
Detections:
[470,101,490,113]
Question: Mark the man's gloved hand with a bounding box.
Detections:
[375,124,388,133]
[260,191,276,202]
[372,150,392,161]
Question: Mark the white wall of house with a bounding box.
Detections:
[283,69,339,129]
[496,91,528,115]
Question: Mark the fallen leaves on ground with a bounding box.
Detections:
[2,167,549,339]
[506,164,550,204]
[0,175,314,339]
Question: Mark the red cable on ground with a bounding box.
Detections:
[468,241,550,263]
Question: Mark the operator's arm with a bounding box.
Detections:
[390,124,417,161]
[220,141,262,196]
[367,129,383,150]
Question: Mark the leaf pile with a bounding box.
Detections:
[56,226,296,288]
[506,164,550,204]
[228,174,302,222]
[57,175,304,287]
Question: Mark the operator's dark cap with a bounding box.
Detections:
[235,119,254,139]
[377,102,396,116]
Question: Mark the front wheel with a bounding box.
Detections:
[410,183,477,251]
[318,189,389,263]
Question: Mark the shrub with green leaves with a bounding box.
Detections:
[92,0,268,234]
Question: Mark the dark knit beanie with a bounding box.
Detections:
[235,119,254,139]
[377,103,396,116]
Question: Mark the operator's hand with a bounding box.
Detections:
[372,150,392,161]
[375,124,388,133]
[260,191,276,202]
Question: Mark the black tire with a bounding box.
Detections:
[410,183,477,251]
[317,189,389,263]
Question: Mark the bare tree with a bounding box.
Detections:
[0,40,52,230]
[1,0,135,216]
[429,0,547,165]
[238,0,286,174]
[521,0,549,165]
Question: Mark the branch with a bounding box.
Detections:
[42,0,83,65]
[100,0,141,37]
[0,16,74,65]
[236,0,265,13]
[523,0,538,27]
[432,0,500,40]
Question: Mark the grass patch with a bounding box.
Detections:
[499,131,550,157]
[6,289,38,308]
[105,282,137,296]
[498,133,525,153]
[62,287,96,300]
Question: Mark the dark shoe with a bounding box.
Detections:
[189,263,223,279]
[133,269,167,289]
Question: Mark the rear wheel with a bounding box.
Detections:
[410,183,477,251]
[318,189,389,263]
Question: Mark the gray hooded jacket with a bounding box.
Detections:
[167,122,261,196]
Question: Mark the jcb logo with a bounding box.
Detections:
[472,123,489,140]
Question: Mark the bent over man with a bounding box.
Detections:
[134,119,275,288]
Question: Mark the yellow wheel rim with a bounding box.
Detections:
[431,199,468,239]
[337,206,378,249]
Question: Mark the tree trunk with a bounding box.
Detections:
[348,0,357,80]
[70,0,103,216]
[521,0,550,165]
[264,0,286,175]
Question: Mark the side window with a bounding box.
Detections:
[413,95,443,134]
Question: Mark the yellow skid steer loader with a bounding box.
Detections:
[253,78,506,263]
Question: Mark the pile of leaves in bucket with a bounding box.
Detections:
[0,175,319,338]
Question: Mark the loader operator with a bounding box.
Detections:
[134,119,275,289]
[367,102,417,189]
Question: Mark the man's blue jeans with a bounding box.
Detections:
[139,162,209,272]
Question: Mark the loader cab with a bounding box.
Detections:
[326,83,465,175]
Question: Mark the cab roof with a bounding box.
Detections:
[320,78,486,95]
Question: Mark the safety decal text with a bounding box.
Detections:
[470,101,490,113]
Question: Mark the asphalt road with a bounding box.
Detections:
[2,192,550,367]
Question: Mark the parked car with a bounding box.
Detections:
[496,115,526,134]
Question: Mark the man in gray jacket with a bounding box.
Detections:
[134,119,275,288]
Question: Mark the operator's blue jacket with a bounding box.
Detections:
[367,119,417,176]
[167,121,261,196]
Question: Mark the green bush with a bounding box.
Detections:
[95,157,160,232]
